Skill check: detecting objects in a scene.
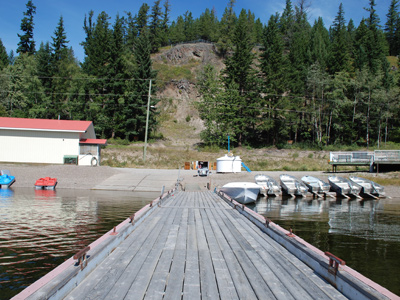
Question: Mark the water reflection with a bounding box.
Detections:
[0,188,159,300]
[249,195,400,295]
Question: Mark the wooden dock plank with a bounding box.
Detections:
[201,205,258,299]
[219,199,346,300]
[103,208,180,300]
[182,206,201,300]
[143,209,183,299]
[194,208,221,299]
[219,207,321,300]
[60,191,349,300]
[163,208,189,299]
[205,197,278,299]
[123,207,183,300]
[200,207,239,300]
[64,208,169,300]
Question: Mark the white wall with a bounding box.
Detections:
[0,129,80,164]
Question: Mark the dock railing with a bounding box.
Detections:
[329,151,374,164]
[374,150,400,162]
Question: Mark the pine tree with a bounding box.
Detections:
[260,13,286,94]
[125,28,158,141]
[279,0,295,49]
[51,16,69,62]
[224,9,258,146]
[364,0,388,73]
[329,3,352,74]
[310,17,330,71]
[149,0,162,52]
[183,11,196,41]
[0,39,9,70]
[17,0,36,55]
[385,0,399,55]
[160,0,171,46]
[217,0,237,57]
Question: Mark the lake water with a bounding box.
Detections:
[1,188,399,299]
[0,188,160,300]
[247,195,400,296]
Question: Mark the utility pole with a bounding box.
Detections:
[143,79,152,162]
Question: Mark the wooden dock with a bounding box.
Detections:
[15,190,398,300]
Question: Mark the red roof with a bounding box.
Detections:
[79,139,107,145]
[0,117,92,132]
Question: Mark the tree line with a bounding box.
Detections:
[198,0,400,148]
[1,0,400,148]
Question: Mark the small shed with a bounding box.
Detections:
[0,117,107,166]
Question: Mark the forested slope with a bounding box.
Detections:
[1,0,400,150]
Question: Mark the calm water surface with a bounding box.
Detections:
[1,189,400,299]
[0,188,159,300]
[247,195,400,296]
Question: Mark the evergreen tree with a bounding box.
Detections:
[217,0,237,57]
[364,0,388,73]
[310,17,330,71]
[329,3,352,74]
[259,13,287,144]
[17,0,36,55]
[279,0,295,50]
[169,17,185,44]
[0,39,9,70]
[224,9,258,146]
[125,28,158,141]
[260,14,286,94]
[385,0,399,55]
[51,16,69,62]
[149,0,163,52]
[34,42,53,118]
[183,11,196,41]
[161,0,171,46]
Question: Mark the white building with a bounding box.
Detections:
[0,117,107,166]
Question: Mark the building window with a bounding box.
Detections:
[80,145,98,155]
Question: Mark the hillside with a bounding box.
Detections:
[152,42,224,148]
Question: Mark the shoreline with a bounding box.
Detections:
[1,164,399,197]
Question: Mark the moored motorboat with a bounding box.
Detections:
[0,170,15,188]
[254,174,268,196]
[255,174,281,197]
[328,176,361,198]
[349,176,385,198]
[34,177,58,190]
[301,175,331,197]
[219,182,260,204]
[280,174,308,197]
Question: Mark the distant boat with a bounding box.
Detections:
[34,177,57,190]
[0,170,15,189]
[219,182,260,204]
[328,176,361,198]
[349,176,385,198]
[254,174,281,196]
[280,174,308,197]
[301,175,331,196]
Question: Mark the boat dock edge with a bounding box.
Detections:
[12,188,176,300]
[217,190,400,300]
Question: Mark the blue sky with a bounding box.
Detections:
[0,0,394,62]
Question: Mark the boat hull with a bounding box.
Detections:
[280,174,308,197]
[255,175,281,197]
[301,176,330,194]
[328,176,361,197]
[0,175,15,188]
[349,176,385,197]
[34,177,58,190]
[220,182,260,204]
